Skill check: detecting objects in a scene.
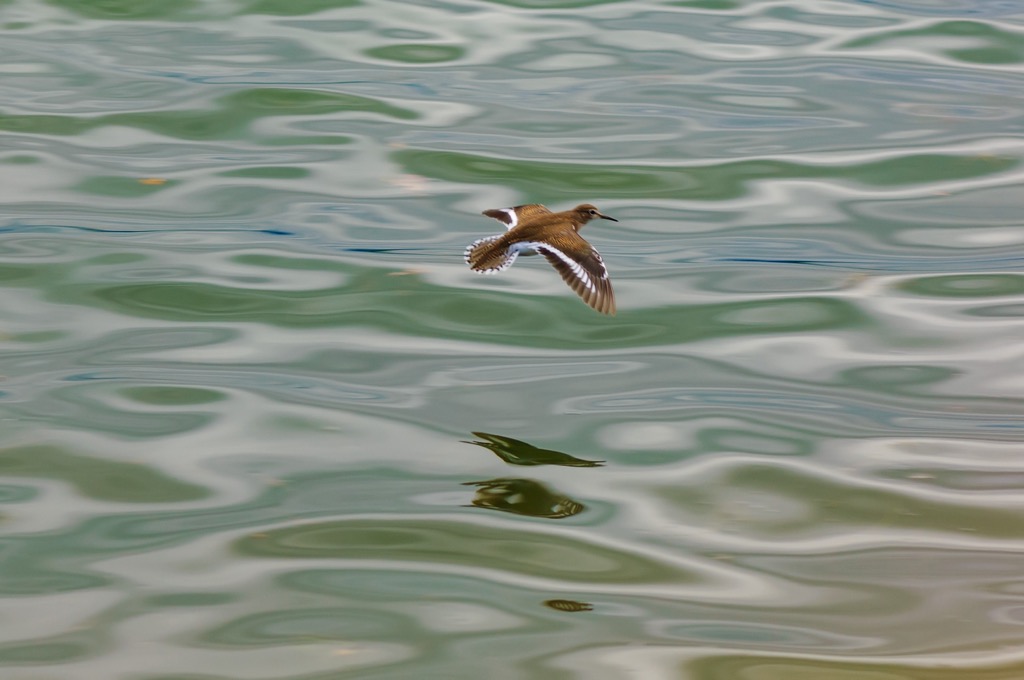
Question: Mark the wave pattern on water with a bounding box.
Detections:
[1,0,1024,678]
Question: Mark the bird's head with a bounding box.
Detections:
[574,204,618,226]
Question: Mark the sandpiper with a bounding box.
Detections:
[464,203,618,315]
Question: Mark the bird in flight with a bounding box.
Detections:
[464,203,618,315]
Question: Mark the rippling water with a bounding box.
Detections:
[2,0,1024,678]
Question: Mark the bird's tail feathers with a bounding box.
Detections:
[464,235,517,273]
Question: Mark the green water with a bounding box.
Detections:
[2,0,1024,678]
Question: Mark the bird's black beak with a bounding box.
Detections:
[598,212,618,222]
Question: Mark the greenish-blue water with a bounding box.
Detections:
[2,1,1024,678]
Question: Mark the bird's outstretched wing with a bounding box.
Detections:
[534,234,615,315]
[482,204,552,230]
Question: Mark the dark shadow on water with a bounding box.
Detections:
[463,478,585,519]
[462,432,604,467]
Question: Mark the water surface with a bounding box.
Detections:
[2,0,1024,678]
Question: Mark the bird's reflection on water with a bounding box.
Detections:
[463,478,586,519]
[462,432,603,467]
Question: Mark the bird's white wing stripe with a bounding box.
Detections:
[591,250,609,280]
[535,244,596,291]
[500,208,517,230]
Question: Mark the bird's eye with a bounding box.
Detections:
[589,209,597,215]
